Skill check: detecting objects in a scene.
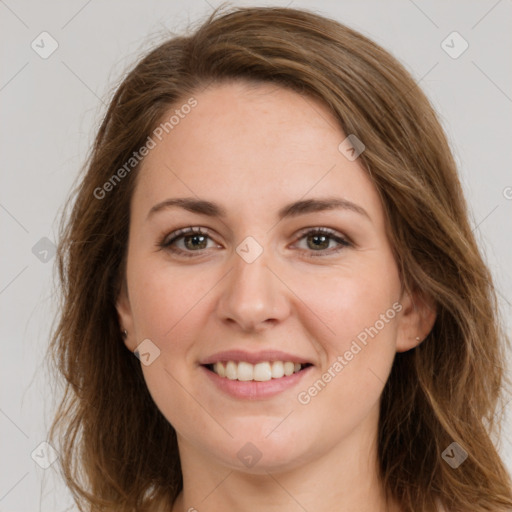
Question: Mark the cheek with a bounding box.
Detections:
[292,257,400,411]
[127,261,213,430]
[127,255,212,343]
[294,255,401,350]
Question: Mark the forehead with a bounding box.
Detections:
[132,81,383,225]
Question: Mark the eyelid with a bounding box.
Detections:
[158,226,217,253]
[157,225,352,257]
[291,226,351,257]
[293,225,348,241]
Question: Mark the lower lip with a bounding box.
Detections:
[201,365,313,400]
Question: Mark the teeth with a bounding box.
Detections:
[237,361,253,381]
[211,361,306,381]
[283,362,294,376]
[215,361,226,378]
[271,361,284,379]
[254,362,272,381]
[225,361,237,380]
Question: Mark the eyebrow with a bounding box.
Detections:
[146,196,371,222]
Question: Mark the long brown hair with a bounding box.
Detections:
[48,5,512,511]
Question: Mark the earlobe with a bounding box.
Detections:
[395,287,437,353]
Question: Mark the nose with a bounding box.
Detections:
[215,244,291,333]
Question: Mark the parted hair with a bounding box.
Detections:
[48,5,512,511]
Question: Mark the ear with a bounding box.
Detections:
[116,279,136,352]
[395,286,437,353]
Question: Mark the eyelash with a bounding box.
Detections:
[157,226,351,259]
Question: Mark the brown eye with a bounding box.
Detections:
[159,227,218,257]
[306,233,331,250]
[294,228,351,257]
[182,233,208,250]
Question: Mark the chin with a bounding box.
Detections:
[206,425,318,474]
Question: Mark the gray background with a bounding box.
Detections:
[1,0,511,510]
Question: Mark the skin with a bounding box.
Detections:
[117,81,436,512]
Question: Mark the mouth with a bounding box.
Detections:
[203,360,313,382]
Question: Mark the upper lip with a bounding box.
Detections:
[200,349,313,366]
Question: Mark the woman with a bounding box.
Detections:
[48,5,512,512]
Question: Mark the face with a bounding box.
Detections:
[117,81,433,473]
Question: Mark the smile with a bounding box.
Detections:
[205,361,312,382]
